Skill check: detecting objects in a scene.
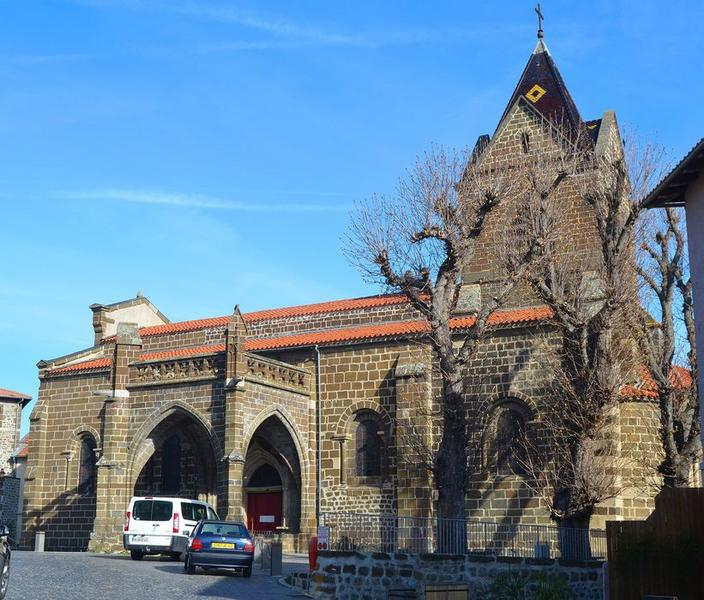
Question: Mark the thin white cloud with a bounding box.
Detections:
[2,52,95,65]
[70,0,523,49]
[58,189,349,212]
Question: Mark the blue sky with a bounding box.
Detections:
[1,0,703,436]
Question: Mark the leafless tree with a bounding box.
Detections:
[346,144,560,524]
[520,130,667,532]
[636,207,701,487]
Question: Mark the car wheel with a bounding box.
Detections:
[0,556,9,599]
[242,566,251,578]
[185,556,196,575]
[130,550,144,561]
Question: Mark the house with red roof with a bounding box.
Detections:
[0,388,30,473]
[645,136,704,452]
[22,28,667,553]
[0,389,31,540]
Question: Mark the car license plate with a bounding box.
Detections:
[211,542,234,549]
[131,535,166,545]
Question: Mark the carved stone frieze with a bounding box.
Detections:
[245,354,310,394]
[130,355,225,387]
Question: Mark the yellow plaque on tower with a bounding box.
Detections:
[525,84,546,103]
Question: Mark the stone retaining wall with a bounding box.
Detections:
[309,550,604,599]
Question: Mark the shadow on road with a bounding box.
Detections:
[88,553,177,562]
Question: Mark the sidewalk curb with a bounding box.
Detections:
[277,575,315,598]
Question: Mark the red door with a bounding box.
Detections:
[247,491,283,533]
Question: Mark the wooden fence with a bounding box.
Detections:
[607,487,704,600]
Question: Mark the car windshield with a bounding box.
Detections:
[199,523,248,537]
[132,500,173,521]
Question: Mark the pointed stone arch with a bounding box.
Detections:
[242,406,308,472]
[241,407,309,534]
[127,401,222,505]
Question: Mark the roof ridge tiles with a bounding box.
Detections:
[49,306,555,376]
[101,293,409,341]
[0,387,32,400]
[44,357,113,376]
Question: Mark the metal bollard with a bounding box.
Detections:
[260,541,271,569]
[270,541,282,576]
[34,531,45,552]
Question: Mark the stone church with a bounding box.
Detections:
[22,31,663,552]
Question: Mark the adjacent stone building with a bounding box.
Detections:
[0,388,30,474]
[22,32,666,552]
[0,389,31,541]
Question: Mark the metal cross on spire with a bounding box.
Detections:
[535,4,544,39]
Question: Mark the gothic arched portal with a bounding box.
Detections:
[243,415,303,533]
[131,408,218,506]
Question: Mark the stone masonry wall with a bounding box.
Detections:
[462,323,559,525]
[22,370,110,550]
[310,550,604,600]
[0,399,22,472]
[23,337,315,551]
[462,103,601,312]
[0,476,21,540]
[316,341,427,517]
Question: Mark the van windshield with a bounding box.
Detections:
[181,502,207,522]
[132,500,173,521]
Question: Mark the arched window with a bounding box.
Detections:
[355,417,382,477]
[488,401,529,475]
[161,435,182,494]
[77,435,97,495]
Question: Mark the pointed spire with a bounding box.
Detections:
[494,9,582,136]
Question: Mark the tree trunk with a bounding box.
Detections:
[664,455,693,488]
[557,509,593,561]
[435,379,468,553]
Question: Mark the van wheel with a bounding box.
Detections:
[130,550,144,561]
[243,566,251,578]
[185,556,196,575]
[168,552,181,561]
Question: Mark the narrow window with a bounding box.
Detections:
[78,436,97,495]
[161,435,182,494]
[356,418,382,477]
[495,409,526,475]
[521,132,531,153]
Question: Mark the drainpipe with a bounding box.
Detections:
[314,344,322,527]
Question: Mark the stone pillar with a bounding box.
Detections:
[89,323,141,552]
[394,361,433,552]
[222,306,248,521]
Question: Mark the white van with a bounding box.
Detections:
[123,496,218,560]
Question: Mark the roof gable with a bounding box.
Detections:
[496,39,582,136]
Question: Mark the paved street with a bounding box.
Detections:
[8,551,310,600]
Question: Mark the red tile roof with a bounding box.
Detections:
[104,294,409,340]
[247,307,553,351]
[244,294,409,322]
[0,388,31,401]
[621,365,693,399]
[450,306,554,329]
[247,320,428,351]
[136,316,230,338]
[140,345,226,362]
[48,306,554,375]
[45,357,113,376]
[15,434,29,459]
